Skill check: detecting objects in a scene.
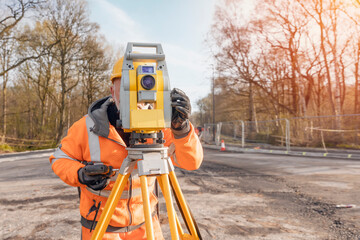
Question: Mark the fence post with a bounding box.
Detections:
[233,122,237,139]
[240,120,245,148]
[215,122,222,146]
[285,119,291,152]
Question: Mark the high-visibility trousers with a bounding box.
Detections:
[81,215,164,240]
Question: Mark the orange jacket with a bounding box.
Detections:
[49,96,203,228]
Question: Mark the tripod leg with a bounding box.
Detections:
[140,175,155,240]
[91,173,130,240]
[157,177,184,237]
[169,171,201,240]
[175,213,184,237]
[157,174,179,240]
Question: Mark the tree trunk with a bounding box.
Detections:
[56,57,66,143]
[330,0,341,115]
[290,49,298,115]
[67,93,71,130]
[355,40,360,113]
[319,7,336,115]
[1,74,7,143]
[248,81,258,133]
[249,81,254,122]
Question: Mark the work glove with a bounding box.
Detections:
[78,164,110,191]
[171,88,191,138]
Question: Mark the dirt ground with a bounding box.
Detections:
[174,158,360,240]
[0,149,360,239]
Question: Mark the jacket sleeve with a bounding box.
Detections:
[49,117,87,187]
[164,122,203,170]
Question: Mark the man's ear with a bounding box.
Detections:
[110,85,114,96]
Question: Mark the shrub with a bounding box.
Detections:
[0,143,14,153]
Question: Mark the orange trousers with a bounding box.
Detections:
[81,215,164,240]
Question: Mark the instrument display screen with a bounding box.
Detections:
[142,66,154,74]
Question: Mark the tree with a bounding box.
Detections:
[199,0,360,125]
[79,36,111,108]
[0,0,50,142]
[42,0,98,142]
[209,3,259,123]
[208,0,296,124]
[19,21,55,136]
[0,0,114,148]
[261,0,310,116]
[0,0,44,77]
[0,33,16,141]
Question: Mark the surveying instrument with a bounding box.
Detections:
[91,42,202,240]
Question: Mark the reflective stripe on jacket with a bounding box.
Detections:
[49,96,203,227]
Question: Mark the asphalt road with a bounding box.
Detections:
[0,149,360,239]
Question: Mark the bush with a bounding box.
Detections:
[0,143,14,153]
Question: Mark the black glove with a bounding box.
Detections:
[78,164,110,191]
[171,88,191,137]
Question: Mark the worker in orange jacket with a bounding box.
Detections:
[49,56,203,240]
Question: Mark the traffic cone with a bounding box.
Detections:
[220,140,226,151]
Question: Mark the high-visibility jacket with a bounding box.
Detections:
[49,96,203,228]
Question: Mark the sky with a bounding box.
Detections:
[87,0,217,111]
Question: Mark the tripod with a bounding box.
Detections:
[90,133,202,240]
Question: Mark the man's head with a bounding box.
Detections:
[110,56,150,110]
[110,78,121,109]
[110,57,124,109]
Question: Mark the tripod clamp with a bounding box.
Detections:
[119,147,174,177]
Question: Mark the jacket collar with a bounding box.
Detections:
[88,95,113,138]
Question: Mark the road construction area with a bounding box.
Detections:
[1,148,360,239]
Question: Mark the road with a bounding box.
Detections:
[0,149,360,239]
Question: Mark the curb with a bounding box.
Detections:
[0,148,56,159]
[203,144,360,160]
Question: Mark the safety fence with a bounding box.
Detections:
[202,114,360,153]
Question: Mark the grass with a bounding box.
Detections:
[335,144,360,150]
[0,143,57,153]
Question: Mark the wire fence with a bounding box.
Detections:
[202,114,360,152]
[1,136,56,149]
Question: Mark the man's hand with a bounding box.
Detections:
[78,163,111,191]
[171,88,191,137]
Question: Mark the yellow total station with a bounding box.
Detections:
[120,42,172,134]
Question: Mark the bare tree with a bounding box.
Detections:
[0,0,45,77]
[0,35,15,141]
[19,21,55,136]
[0,0,116,148]
[296,0,338,115]
[340,0,360,114]
[42,0,98,142]
[209,3,260,123]
[202,0,360,121]
[261,0,312,116]
[355,39,360,113]
[0,0,42,141]
[80,36,111,108]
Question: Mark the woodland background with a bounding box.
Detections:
[1,0,360,151]
[0,0,118,150]
[195,0,360,123]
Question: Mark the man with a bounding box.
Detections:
[49,56,203,240]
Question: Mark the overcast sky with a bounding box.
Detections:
[87,0,217,111]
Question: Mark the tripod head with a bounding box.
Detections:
[129,131,165,148]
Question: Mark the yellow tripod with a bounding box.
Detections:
[90,146,202,240]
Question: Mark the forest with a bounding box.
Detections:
[194,0,360,127]
[0,0,118,150]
